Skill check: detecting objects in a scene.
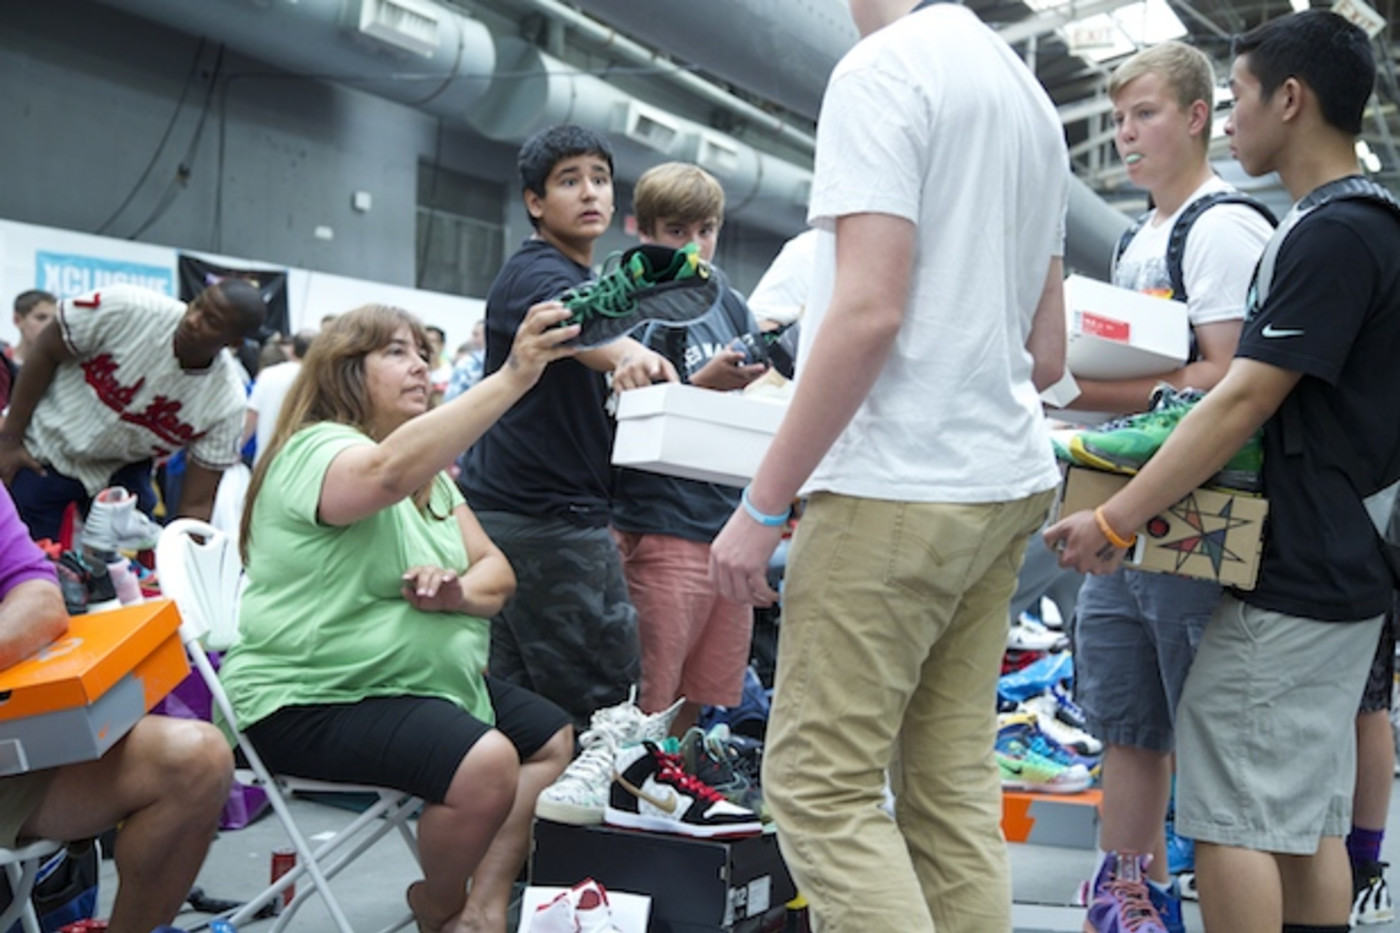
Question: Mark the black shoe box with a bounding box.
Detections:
[531,820,795,933]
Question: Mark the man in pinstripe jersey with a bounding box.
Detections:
[0,279,265,541]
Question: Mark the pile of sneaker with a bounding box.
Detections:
[530,878,624,933]
[1057,385,1263,493]
[554,242,720,348]
[536,692,684,826]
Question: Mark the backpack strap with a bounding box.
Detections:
[1165,191,1278,304]
[1110,190,1278,304]
[1109,212,1149,285]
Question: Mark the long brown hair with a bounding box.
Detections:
[239,304,432,561]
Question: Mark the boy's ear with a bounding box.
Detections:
[523,188,545,221]
[1187,98,1211,138]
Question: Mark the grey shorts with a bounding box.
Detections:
[0,770,56,848]
[477,512,641,733]
[1176,596,1382,854]
[1073,569,1221,751]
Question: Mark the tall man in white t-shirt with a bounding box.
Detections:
[709,1,1069,930]
[0,280,266,541]
[1058,42,1274,933]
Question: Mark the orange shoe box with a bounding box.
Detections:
[0,599,188,775]
[1002,788,1100,849]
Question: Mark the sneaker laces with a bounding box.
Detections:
[558,252,641,321]
[1099,878,1165,931]
[658,760,730,808]
[548,728,619,794]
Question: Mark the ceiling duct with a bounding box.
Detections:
[465,35,811,232]
[92,0,496,117]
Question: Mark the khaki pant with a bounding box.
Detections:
[765,489,1054,933]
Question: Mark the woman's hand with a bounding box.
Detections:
[500,302,580,388]
[401,565,468,613]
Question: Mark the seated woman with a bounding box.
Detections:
[219,302,578,933]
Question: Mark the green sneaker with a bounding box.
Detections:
[1069,387,1262,492]
[555,241,719,347]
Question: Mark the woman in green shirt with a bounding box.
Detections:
[220,301,578,933]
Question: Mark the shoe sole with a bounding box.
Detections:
[567,276,721,349]
[534,799,606,825]
[1071,438,1262,494]
[1000,776,1093,794]
[603,806,763,839]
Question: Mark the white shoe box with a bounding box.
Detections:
[1064,275,1189,381]
[612,383,787,488]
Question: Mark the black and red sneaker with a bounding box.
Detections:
[605,741,763,838]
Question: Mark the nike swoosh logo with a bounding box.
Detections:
[1261,323,1305,338]
[1002,762,1024,775]
[616,775,679,814]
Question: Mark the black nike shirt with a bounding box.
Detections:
[1233,199,1400,620]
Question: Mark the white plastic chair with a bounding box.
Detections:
[0,839,63,933]
[156,519,420,933]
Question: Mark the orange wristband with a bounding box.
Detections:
[1094,506,1136,550]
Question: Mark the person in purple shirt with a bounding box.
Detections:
[0,486,233,933]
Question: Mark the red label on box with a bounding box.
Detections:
[1078,312,1131,342]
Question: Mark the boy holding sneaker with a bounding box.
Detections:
[1059,41,1273,933]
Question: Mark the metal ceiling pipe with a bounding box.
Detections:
[466,35,811,233]
[545,0,853,123]
[93,0,497,119]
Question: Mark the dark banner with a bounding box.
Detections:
[177,254,290,340]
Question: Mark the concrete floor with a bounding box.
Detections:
[90,780,1400,932]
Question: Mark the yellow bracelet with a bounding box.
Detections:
[1094,506,1136,549]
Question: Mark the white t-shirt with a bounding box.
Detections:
[748,229,818,326]
[30,284,246,493]
[1114,176,1274,326]
[798,3,1067,504]
[247,360,301,463]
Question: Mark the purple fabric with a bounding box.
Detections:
[153,656,270,830]
[0,485,57,598]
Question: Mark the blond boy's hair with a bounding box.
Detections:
[633,162,725,234]
[1109,41,1216,147]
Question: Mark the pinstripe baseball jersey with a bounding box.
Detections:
[26,284,246,494]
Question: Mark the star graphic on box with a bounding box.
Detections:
[1154,494,1254,575]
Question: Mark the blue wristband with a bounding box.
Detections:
[741,486,790,527]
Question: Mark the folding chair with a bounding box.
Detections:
[156,519,421,933]
[0,839,63,933]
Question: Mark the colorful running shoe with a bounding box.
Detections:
[1085,852,1170,933]
[997,713,1100,775]
[555,241,718,347]
[1068,386,1263,492]
[995,734,1092,794]
[1353,859,1396,926]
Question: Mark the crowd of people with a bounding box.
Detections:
[0,3,1397,933]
